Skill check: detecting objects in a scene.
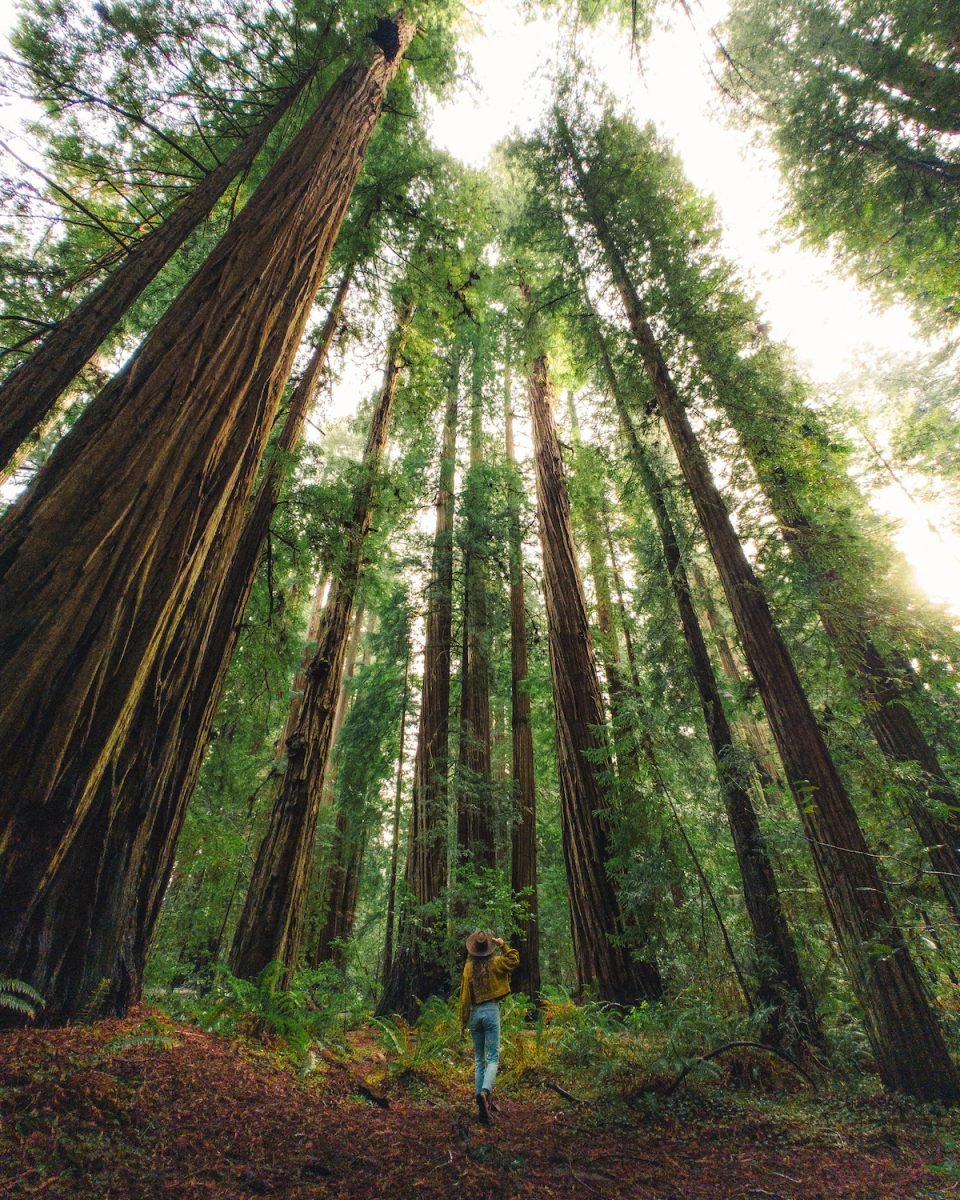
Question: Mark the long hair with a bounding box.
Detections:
[470,953,492,990]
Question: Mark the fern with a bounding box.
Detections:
[0,976,44,1021]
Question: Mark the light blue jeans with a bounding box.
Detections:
[469,1000,501,1094]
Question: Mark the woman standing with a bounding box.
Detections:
[459,931,520,1124]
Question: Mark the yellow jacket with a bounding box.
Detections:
[459,945,520,1029]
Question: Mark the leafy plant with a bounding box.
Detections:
[0,976,44,1021]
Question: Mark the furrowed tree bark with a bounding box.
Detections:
[456,345,496,869]
[0,14,412,1015]
[504,370,541,999]
[0,67,319,471]
[378,348,460,1019]
[381,640,411,980]
[527,351,661,1005]
[0,270,353,1021]
[230,293,414,983]
[564,129,959,1099]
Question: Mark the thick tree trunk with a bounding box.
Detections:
[456,346,495,869]
[0,269,352,1021]
[0,24,414,1011]
[528,352,661,1005]
[0,68,318,471]
[504,374,541,999]
[567,139,958,1098]
[230,294,414,982]
[378,348,460,1019]
[381,642,411,980]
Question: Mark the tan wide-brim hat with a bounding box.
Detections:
[466,930,495,957]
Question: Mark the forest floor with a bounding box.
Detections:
[0,1007,957,1199]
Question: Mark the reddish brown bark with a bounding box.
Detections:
[230,294,414,982]
[621,415,818,1042]
[528,352,660,1005]
[0,268,353,1021]
[378,348,460,1019]
[456,347,496,870]
[381,641,411,979]
[0,68,318,471]
[565,130,958,1098]
[505,373,541,999]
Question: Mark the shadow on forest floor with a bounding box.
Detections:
[0,1007,956,1198]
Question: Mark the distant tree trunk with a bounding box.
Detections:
[734,422,960,923]
[382,641,412,980]
[504,371,541,999]
[456,345,495,869]
[527,352,661,1004]
[0,265,353,1022]
[379,347,460,1019]
[616,395,818,1042]
[0,67,319,471]
[0,24,414,1018]
[311,603,365,966]
[566,132,959,1098]
[230,294,414,983]
[690,561,789,807]
[281,573,335,757]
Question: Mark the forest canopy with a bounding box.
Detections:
[2,0,960,1164]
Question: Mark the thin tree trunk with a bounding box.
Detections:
[311,603,365,966]
[0,68,319,471]
[378,347,460,1019]
[456,345,495,869]
[565,130,958,1099]
[594,325,817,1043]
[230,294,414,983]
[0,24,414,1015]
[505,371,541,999]
[382,640,412,979]
[527,351,661,1004]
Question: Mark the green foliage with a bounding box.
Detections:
[0,976,44,1021]
[722,0,960,326]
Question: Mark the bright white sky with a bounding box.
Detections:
[1,0,958,611]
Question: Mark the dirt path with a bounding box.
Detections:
[0,1013,953,1198]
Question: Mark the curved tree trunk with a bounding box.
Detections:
[505,373,541,999]
[230,294,414,983]
[528,351,661,1005]
[0,67,318,471]
[565,128,958,1099]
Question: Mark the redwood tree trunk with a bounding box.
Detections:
[611,374,819,1043]
[456,345,495,869]
[0,272,352,1021]
[379,347,460,1018]
[230,294,414,982]
[566,135,958,1098]
[528,352,661,1005]
[311,603,365,965]
[0,68,318,471]
[0,24,414,1008]
[505,373,541,999]
[381,641,411,979]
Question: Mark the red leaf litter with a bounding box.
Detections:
[0,1010,953,1198]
